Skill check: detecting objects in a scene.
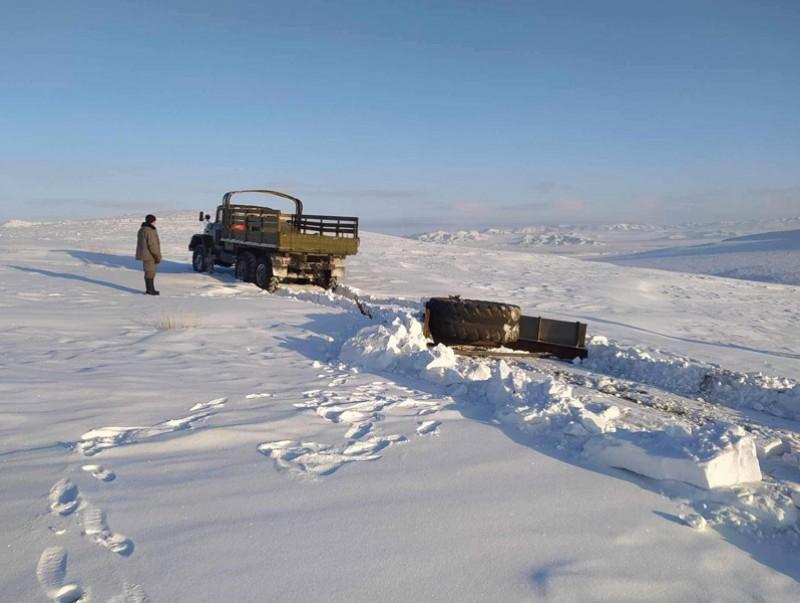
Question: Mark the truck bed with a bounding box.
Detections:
[220,204,359,256]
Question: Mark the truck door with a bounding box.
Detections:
[213,206,224,244]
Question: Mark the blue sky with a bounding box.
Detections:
[1,0,799,231]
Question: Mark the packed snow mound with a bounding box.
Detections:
[340,315,458,381]
[339,316,764,490]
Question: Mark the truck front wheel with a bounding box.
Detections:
[192,246,209,272]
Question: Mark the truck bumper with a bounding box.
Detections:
[271,254,346,279]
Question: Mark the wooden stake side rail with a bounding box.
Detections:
[296,214,359,238]
[223,204,359,239]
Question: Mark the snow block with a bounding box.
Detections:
[585,425,762,490]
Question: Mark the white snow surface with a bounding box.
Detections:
[2,212,800,602]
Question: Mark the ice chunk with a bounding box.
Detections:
[464,363,492,382]
[680,513,707,530]
[579,408,616,434]
[756,437,786,460]
[585,424,762,490]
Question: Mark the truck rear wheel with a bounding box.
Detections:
[255,260,279,293]
[235,252,256,282]
[192,246,209,272]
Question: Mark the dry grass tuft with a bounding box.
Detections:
[155,315,200,331]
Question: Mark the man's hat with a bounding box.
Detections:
[145,214,157,224]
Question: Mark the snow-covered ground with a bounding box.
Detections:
[2,213,799,602]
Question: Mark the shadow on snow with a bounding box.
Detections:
[60,249,192,274]
[7,250,236,295]
[9,265,145,295]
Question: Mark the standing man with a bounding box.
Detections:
[135,214,162,295]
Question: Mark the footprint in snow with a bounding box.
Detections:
[107,583,150,603]
[188,397,228,412]
[36,547,84,603]
[77,397,228,455]
[47,479,134,557]
[342,435,406,456]
[245,393,272,399]
[81,505,134,556]
[81,464,116,482]
[258,435,406,478]
[397,398,442,414]
[49,479,80,516]
[316,407,375,425]
[345,422,373,440]
[416,420,441,436]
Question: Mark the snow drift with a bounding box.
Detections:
[338,315,763,490]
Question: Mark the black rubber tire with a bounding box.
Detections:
[235,252,256,282]
[321,272,338,291]
[426,297,521,345]
[192,246,208,272]
[254,259,279,292]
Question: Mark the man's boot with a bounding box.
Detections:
[145,277,160,296]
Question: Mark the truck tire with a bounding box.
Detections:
[426,297,521,345]
[235,252,256,282]
[255,259,279,293]
[192,246,209,272]
[320,271,338,291]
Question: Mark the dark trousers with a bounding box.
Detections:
[142,260,157,279]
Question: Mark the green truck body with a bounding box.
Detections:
[189,190,359,291]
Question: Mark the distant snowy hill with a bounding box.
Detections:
[415,229,487,243]
[0,219,47,228]
[518,231,600,246]
[415,227,600,247]
[411,218,800,285]
[414,226,601,249]
[599,228,800,286]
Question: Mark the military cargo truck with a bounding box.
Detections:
[189,190,359,292]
